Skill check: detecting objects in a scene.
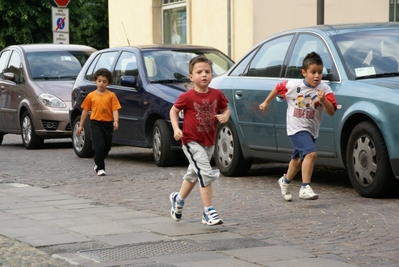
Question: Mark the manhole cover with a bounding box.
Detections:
[78,240,208,261]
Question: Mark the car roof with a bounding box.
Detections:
[5,44,96,52]
[279,22,399,36]
[101,44,223,52]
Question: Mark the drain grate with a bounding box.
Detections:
[78,240,208,261]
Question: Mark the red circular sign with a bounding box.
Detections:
[54,0,70,7]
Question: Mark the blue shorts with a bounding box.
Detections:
[289,131,316,161]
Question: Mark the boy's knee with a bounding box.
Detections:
[305,152,317,160]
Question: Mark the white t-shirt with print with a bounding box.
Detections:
[275,80,336,139]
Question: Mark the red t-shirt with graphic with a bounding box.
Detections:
[173,87,228,146]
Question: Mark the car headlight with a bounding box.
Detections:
[38,93,66,108]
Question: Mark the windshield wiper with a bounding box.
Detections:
[355,72,399,80]
[33,76,59,80]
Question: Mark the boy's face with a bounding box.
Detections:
[302,63,323,88]
[95,75,109,91]
[189,62,213,89]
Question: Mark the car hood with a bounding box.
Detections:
[34,80,74,101]
[358,77,399,89]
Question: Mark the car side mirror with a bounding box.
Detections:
[4,72,16,82]
[120,75,137,88]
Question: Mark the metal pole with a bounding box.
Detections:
[227,0,231,58]
[317,0,324,25]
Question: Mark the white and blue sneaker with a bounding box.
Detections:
[202,207,223,226]
[170,192,184,221]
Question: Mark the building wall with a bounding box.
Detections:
[108,0,390,61]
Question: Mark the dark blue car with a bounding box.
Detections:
[69,45,234,167]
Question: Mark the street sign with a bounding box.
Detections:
[52,7,69,33]
[53,32,70,44]
[53,0,70,7]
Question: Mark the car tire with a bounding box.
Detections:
[346,121,397,198]
[0,133,3,145]
[214,120,252,176]
[21,111,44,149]
[152,119,174,167]
[72,115,94,158]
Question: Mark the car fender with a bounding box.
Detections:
[338,100,399,173]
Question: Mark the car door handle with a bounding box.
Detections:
[235,90,243,99]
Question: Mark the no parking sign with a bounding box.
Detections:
[52,7,69,44]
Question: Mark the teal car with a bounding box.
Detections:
[210,22,399,198]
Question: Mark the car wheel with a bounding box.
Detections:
[72,116,94,158]
[153,119,174,167]
[346,121,397,198]
[0,133,3,145]
[214,120,252,176]
[21,111,44,149]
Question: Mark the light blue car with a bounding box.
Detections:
[210,22,399,198]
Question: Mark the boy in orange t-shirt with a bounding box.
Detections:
[76,68,121,176]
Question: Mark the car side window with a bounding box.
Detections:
[85,51,118,81]
[229,48,257,76]
[0,50,11,79]
[286,34,336,80]
[113,51,138,86]
[6,51,24,84]
[247,35,293,78]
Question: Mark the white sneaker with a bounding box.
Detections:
[202,207,223,226]
[278,176,293,201]
[299,185,318,200]
[170,192,184,221]
[93,165,98,174]
[97,169,106,176]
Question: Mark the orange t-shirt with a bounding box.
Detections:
[81,90,121,122]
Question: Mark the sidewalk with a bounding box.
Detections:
[0,182,358,267]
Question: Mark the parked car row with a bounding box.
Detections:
[1,22,399,198]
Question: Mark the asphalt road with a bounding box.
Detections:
[1,134,399,266]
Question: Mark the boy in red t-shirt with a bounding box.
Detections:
[76,68,121,176]
[169,55,230,226]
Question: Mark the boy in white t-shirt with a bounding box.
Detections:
[259,52,338,201]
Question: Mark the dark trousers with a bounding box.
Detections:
[90,120,113,171]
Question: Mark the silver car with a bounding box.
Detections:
[0,44,96,148]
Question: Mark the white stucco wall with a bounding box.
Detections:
[108,0,161,47]
[108,0,391,61]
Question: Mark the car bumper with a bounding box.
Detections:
[32,109,72,137]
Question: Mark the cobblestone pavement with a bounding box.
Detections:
[1,134,399,266]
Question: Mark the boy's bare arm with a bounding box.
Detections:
[170,105,183,140]
[76,110,89,136]
[113,110,119,130]
[317,89,336,116]
[215,107,230,124]
[259,88,278,112]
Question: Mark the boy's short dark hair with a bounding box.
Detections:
[93,68,113,84]
[189,55,213,74]
[302,52,323,70]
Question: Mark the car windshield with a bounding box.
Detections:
[331,29,399,80]
[27,50,93,80]
[142,50,234,83]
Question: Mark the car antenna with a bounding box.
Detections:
[121,21,130,46]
